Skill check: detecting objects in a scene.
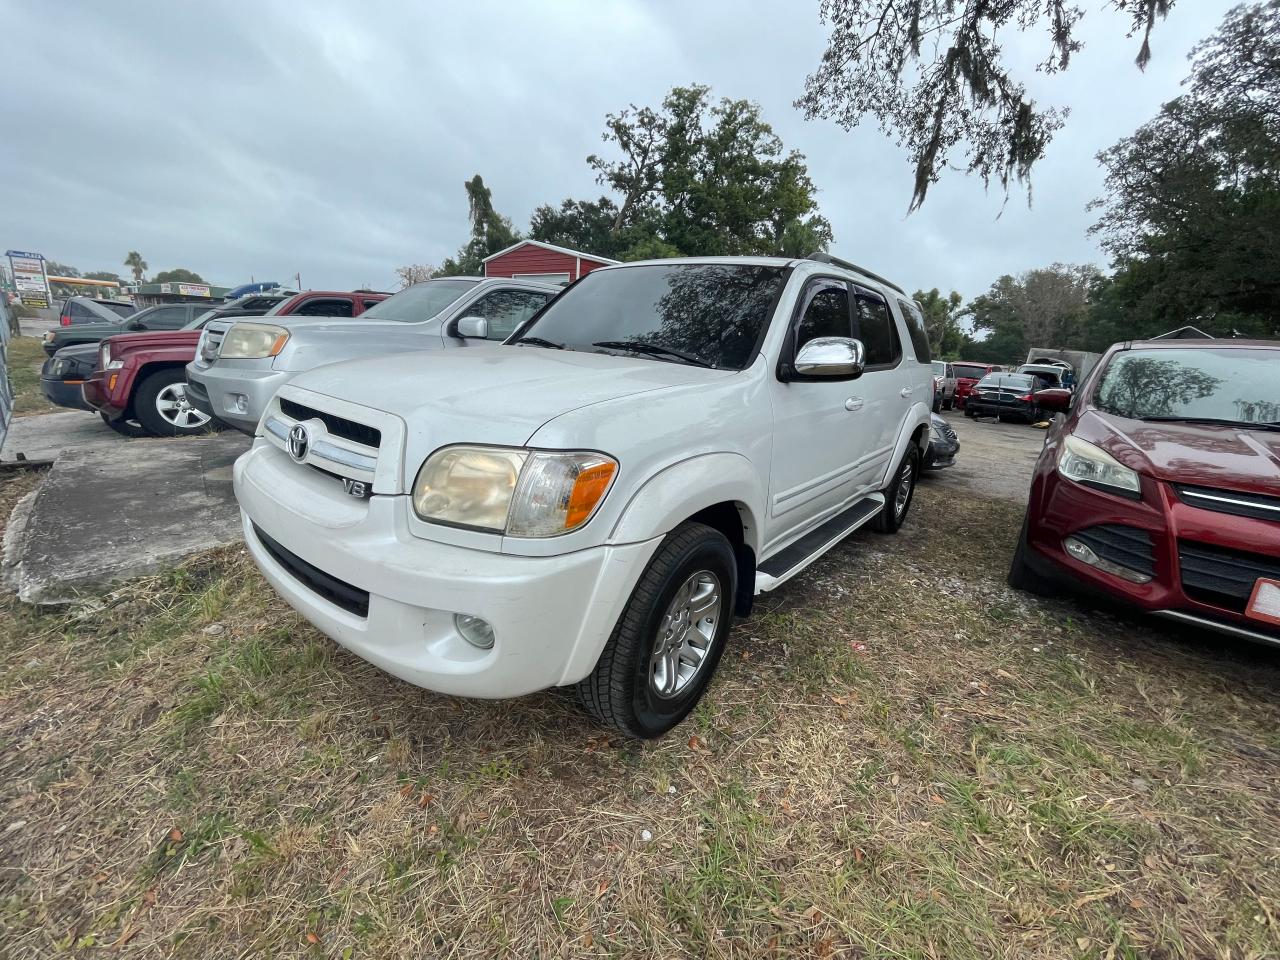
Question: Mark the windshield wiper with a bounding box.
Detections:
[1140,416,1280,432]
[591,340,714,368]
[514,336,565,350]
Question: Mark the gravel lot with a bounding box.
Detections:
[927,410,1047,503]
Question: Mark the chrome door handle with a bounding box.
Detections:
[844,397,864,412]
[900,387,913,398]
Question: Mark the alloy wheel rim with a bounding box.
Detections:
[155,383,210,429]
[895,462,914,517]
[650,570,722,699]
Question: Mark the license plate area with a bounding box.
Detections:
[1246,578,1280,626]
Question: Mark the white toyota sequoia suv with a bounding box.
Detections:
[234,255,934,737]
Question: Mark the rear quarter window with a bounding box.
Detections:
[896,298,931,364]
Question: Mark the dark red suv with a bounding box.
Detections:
[1010,339,1280,646]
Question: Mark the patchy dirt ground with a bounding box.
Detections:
[1,466,1278,959]
[930,411,1047,502]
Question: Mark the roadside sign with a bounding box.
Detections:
[5,249,51,309]
[159,282,212,297]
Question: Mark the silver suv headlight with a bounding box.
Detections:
[412,445,618,537]
[1057,435,1140,495]
[219,322,290,359]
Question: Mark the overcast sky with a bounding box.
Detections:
[0,0,1239,300]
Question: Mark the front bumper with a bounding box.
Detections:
[1025,470,1280,647]
[187,361,291,435]
[235,442,662,698]
[40,376,91,412]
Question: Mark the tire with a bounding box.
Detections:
[932,395,942,413]
[577,523,736,738]
[871,444,920,534]
[99,411,147,438]
[134,368,219,437]
[943,396,953,411]
[965,406,976,419]
[1007,514,1056,596]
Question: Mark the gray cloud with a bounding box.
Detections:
[0,0,1237,298]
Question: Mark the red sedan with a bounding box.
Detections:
[1010,339,1280,647]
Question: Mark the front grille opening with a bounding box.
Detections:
[1071,524,1156,578]
[280,397,381,449]
[253,524,370,618]
[1175,485,1280,523]
[1179,540,1280,613]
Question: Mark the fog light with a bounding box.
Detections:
[231,393,249,415]
[454,613,495,649]
[1063,536,1152,584]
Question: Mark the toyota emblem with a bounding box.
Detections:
[287,423,310,462]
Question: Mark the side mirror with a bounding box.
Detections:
[793,337,866,379]
[455,316,488,339]
[1034,388,1074,413]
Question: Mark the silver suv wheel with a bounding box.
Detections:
[649,570,722,699]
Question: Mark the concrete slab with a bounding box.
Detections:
[1,410,117,464]
[3,433,251,603]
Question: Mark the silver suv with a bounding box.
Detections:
[186,277,558,434]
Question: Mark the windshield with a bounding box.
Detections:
[1094,348,1280,424]
[360,279,476,322]
[513,263,789,370]
[932,361,947,376]
[953,364,990,381]
[978,374,1035,389]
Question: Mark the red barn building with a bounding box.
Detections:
[482,240,618,286]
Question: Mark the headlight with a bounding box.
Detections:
[1057,435,1141,496]
[99,343,122,370]
[43,331,55,342]
[50,359,68,377]
[412,445,618,537]
[219,322,290,359]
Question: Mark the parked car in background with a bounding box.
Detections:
[188,278,551,434]
[1017,363,1066,390]
[923,413,959,469]
[1010,339,1280,648]
[234,254,934,737]
[43,302,206,356]
[82,292,382,437]
[964,372,1042,423]
[57,296,136,327]
[40,343,99,412]
[952,361,1003,409]
[931,360,956,411]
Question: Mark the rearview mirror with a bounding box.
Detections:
[793,337,865,379]
[455,316,488,339]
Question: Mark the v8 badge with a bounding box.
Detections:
[342,478,370,499]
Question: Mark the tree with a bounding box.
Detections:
[123,251,147,283]
[796,1,1175,210]
[435,175,521,276]
[1090,1,1280,339]
[152,268,206,284]
[45,261,80,278]
[961,264,1099,364]
[394,264,435,288]
[529,197,627,259]
[912,288,964,356]
[583,85,832,259]
[84,271,123,284]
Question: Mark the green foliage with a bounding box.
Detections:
[797,1,1174,209]
[44,261,80,278]
[434,175,521,277]
[960,265,1097,365]
[152,268,206,285]
[1089,0,1280,341]
[912,288,964,357]
[83,270,123,284]
[123,251,147,283]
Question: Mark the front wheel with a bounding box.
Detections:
[134,369,219,437]
[872,444,920,534]
[99,411,147,438]
[943,396,953,411]
[577,523,736,738]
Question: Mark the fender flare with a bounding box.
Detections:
[609,451,765,553]
[879,403,932,487]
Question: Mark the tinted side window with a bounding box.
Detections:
[103,302,135,317]
[853,290,901,367]
[147,306,189,329]
[70,302,96,319]
[295,298,354,318]
[469,290,552,340]
[795,281,850,350]
[356,298,385,315]
[896,298,931,363]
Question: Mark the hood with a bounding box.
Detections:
[1079,409,1280,495]
[55,342,103,361]
[108,329,202,354]
[291,345,731,467]
[53,320,124,340]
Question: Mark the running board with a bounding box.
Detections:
[754,495,884,593]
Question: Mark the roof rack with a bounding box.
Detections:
[806,252,906,297]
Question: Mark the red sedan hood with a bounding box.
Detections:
[107,329,202,354]
[1081,410,1280,496]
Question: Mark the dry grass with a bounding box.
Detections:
[1,476,1278,959]
[5,336,58,417]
